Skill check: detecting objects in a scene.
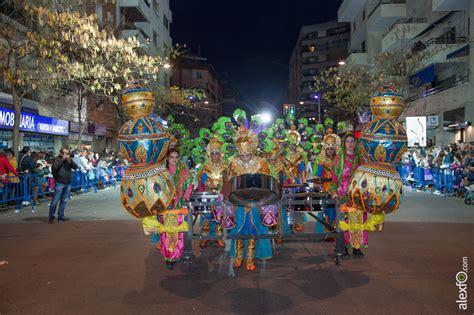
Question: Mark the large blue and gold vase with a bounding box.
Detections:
[117,86,175,218]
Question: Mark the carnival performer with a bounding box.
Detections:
[197,136,229,248]
[262,138,291,243]
[330,133,364,257]
[313,133,339,239]
[158,149,193,269]
[227,126,272,271]
[283,126,307,231]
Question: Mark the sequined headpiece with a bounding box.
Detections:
[207,135,223,154]
[322,133,340,150]
[235,126,259,154]
[286,126,301,145]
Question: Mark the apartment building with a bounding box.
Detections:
[289,21,350,120]
[338,0,473,146]
[170,53,223,132]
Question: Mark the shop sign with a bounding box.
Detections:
[0,107,69,136]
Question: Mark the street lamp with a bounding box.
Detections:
[164,63,171,69]
[260,112,272,124]
[312,94,321,124]
[338,60,346,66]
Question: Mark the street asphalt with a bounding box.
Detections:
[0,187,473,314]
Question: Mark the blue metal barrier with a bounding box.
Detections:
[0,166,126,210]
[396,165,464,197]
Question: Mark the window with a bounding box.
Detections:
[334,26,348,34]
[317,54,327,62]
[308,57,316,63]
[309,45,316,52]
[317,30,326,37]
[107,12,113,23]
[331,38,349,48]
[353,22,356,31]
[361,40,366,52]
[164,15,170,30]
[153,0,159,15]
[317,42,328,50]
[96,4,103,25]
[193,71,203,79]
[362,10,366,20]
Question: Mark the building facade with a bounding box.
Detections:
[114,0,173,87]
[338,0,473,146]
[289,20,350,120]
[171,53,223,120]
[220,74,241,117]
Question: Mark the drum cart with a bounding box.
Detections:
[182,174,345,266]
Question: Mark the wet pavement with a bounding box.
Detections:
[0,187,472,314]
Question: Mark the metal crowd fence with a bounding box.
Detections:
[396,165,464,197]
[0,166,126,210]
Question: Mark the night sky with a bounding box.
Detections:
[170,0,341,115]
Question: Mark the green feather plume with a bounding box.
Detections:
[324,117,334,128]
[233,108,247,125]
[250,115,262,130]
[337,121,347,132]
[199,128,212,140]
[298,118,308,129]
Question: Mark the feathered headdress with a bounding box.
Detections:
[206,135,223,154]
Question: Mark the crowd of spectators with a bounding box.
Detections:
[0,147,128,209]
[400,141,474,195]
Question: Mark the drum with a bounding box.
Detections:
[227,173,280,207]
[189,192,220,214]
[306,178,332,192]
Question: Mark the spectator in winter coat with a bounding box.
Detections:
[0,149,18,180]
[48,148,78,224]
[19,147,36,174]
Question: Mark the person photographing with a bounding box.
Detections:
[49,148,78,224]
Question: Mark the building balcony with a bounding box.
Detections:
[410,36,469,70]
[302,75,315,81]
[118,0,151,23]
[406,73,469,103]
[346,50,369,65]
[432,0,469,11]
[120,29,146,44]
[338,0,366,22]
[367,0,407,32]
[381,18,428,52]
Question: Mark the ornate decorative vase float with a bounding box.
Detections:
[117,85,175,218]
[346,83,408,231]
